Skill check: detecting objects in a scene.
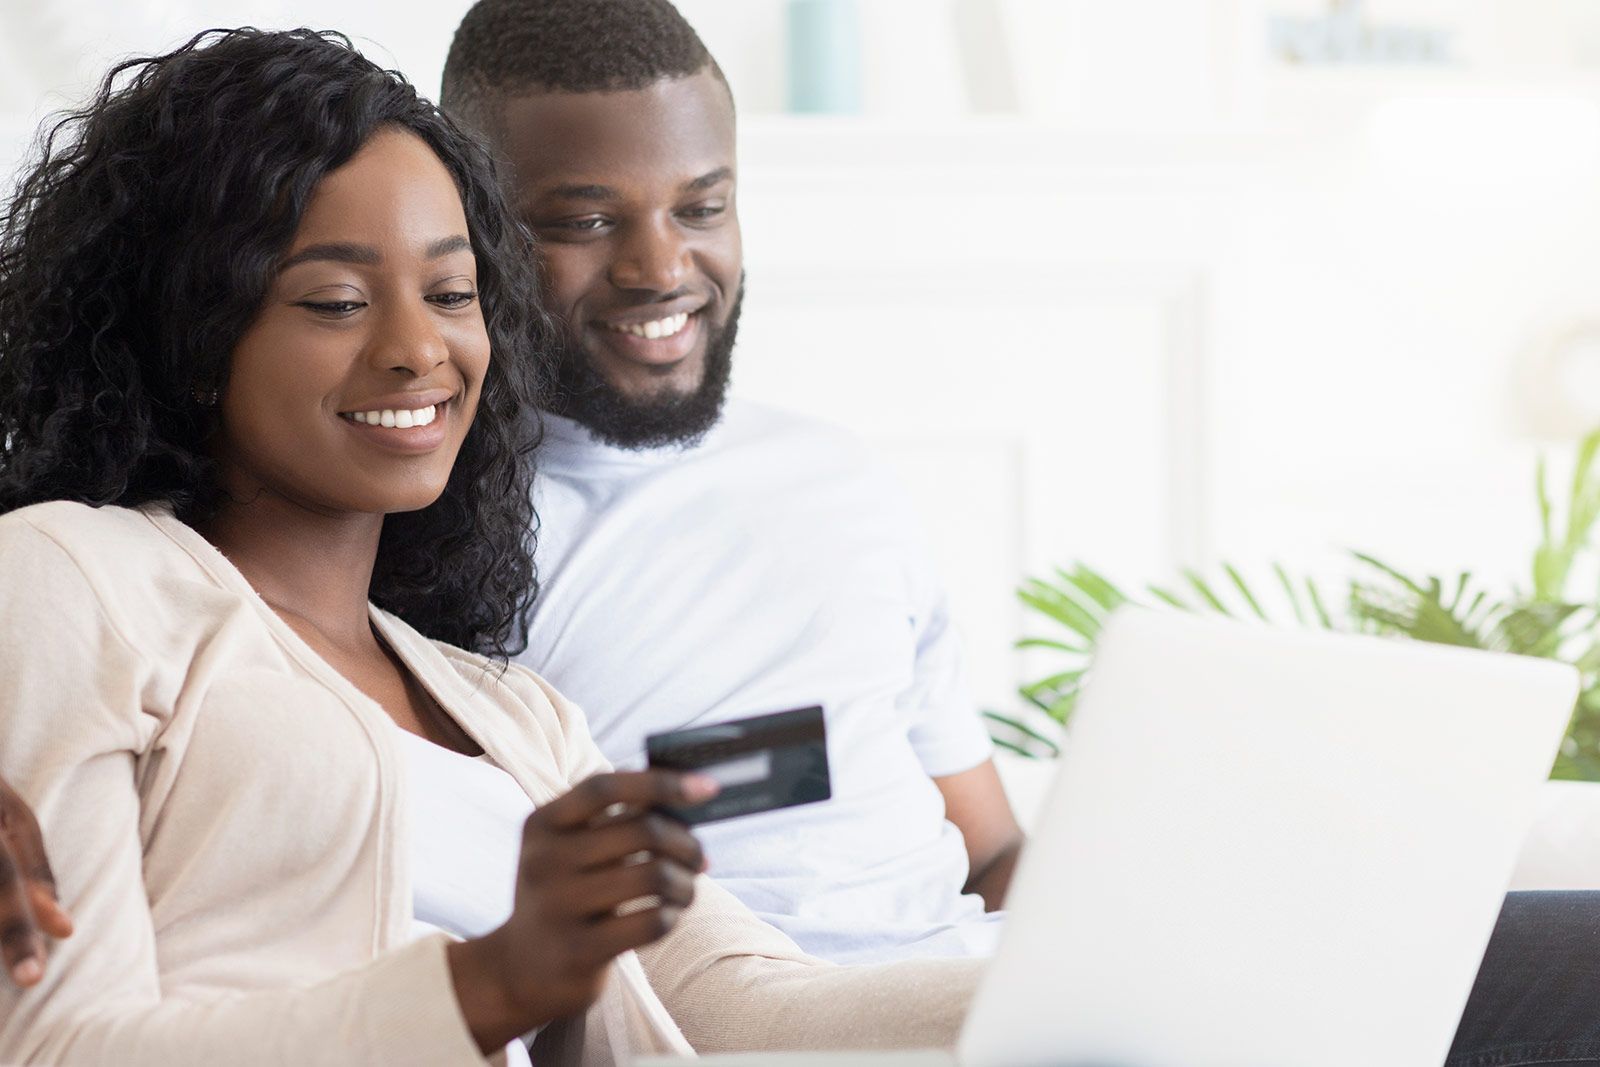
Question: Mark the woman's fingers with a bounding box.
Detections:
[0,778,68,985]
[0,843,46,987]
[2,805,68,941]
[563,813,706,874]
[565,858,698,920]
[496,770,711,991]
[26,884,72,941]
[582,904,688,964]
[534,770,718,832]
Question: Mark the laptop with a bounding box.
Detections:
[645,607,1578,1067]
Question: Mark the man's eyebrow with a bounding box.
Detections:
[545,183,620,202]
[684,166,734,193]
[538,170,733,202]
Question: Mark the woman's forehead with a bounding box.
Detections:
[287,129,470,255]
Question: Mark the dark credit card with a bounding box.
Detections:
[646,705,831,825]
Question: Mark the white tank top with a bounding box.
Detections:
[394,726,537,1064]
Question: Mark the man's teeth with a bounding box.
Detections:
[612,312,690,340]
[347,404,438,428]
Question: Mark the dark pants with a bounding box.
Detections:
[1447,891,1600,1066]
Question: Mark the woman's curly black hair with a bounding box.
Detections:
[0,27,551,660]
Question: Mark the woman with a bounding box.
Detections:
[0,28,976,1065]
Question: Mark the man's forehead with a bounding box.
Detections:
[497,71,735,188]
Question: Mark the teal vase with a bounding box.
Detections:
[787,0,863,114]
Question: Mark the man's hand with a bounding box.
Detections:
[448,769,718,1052]
[0,777,72,987]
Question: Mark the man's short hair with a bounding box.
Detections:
[442,0,727,137]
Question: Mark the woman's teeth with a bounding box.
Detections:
[610,312,690,340]
[346,404,438,429]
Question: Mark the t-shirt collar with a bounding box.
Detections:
[535,409,726,470]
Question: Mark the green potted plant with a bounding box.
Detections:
[990,430,1600,781]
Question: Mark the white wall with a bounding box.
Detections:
[2,1,1598,718]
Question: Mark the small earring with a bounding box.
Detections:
[192,386,220,407]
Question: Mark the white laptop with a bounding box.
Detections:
[647,608,1578,1067]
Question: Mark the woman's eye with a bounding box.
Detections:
[428,290,478,309]
[294,300,365,317]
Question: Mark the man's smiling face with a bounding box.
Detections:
[500,68,743,447]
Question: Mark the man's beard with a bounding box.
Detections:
[546,284,744,451]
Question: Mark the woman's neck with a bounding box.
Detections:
[195,492,384,650]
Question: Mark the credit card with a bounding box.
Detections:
[646,705,830,825]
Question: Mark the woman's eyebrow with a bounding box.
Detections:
[278,242,380,272]
[277,235,471,273]
[426,234,472,258]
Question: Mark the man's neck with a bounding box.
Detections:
[538,406,728,467]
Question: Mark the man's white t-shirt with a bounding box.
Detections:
[520,401,1004,963]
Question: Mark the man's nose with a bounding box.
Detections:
[368,300,449,376]
[608,217,690,293]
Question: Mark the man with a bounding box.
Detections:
[429,8,1600,1059]
[441,0,1022,964]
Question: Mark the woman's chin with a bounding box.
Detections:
[380,483,453,516]
[316,477,452,519]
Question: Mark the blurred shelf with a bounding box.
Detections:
[736,114,1296,180]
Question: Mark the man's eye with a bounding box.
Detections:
[428,291,478,309]
[679,204,725,221]
[547,216,609,233]
[294,300,365,317]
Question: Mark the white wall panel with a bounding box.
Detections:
[733,264,1199,708]
[730,121,1241,707]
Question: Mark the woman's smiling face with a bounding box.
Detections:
[216,127,489,517]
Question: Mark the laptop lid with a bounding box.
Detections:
[960,608,1577,1067]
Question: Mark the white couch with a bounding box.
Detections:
[1507,780,1600,889]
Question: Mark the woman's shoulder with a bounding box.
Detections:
[0,501,210,641]
[1,498,165,545]
[0,500,191,586]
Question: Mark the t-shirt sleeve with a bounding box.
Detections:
[876,472,994,778]
[902,585,994,777]
[0,515,487,1067]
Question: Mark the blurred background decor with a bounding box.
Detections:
[1267,0,1454,66]
[991,429,1600,781]
[8,0,1600,732]
[786,0,863,113]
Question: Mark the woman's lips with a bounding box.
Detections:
[337,398,451,454]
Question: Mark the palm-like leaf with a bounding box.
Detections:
[996,428,1600,779]
[1347,554,1498,650]
[1535,430,1600,602]
[1001,562,1335,748]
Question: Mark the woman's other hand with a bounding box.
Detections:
[448,769,718,1051]
[0,776,73,987]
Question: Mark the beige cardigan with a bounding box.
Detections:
[0,502,980,1065]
